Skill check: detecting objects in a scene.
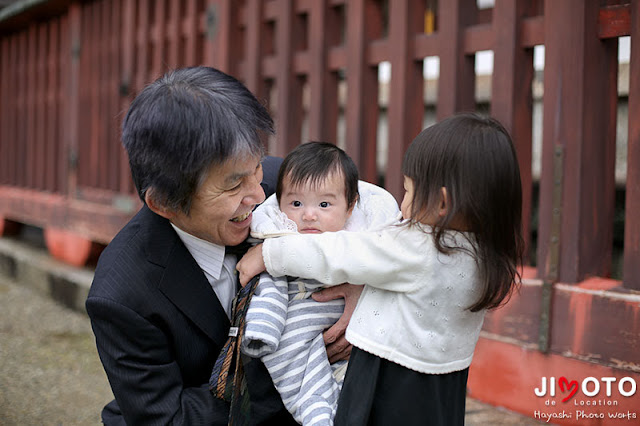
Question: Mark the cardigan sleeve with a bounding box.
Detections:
[262,227,428,293]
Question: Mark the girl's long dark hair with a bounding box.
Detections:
[402,113,524,311]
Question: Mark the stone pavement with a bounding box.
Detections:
[0,233,546,425]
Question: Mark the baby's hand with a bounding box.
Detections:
[237,244,266,286]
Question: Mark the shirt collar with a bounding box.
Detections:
[170,223,226,280]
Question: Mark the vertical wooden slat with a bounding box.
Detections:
[152,0,167,78]
[168,0,180,66]
[274,0,303,156]
[11,35,19,185]
[0,38,8,184]
[108,0,122,192]
[491,0,534,259]
[17,32,27,187]
[135,0,150,91]
[26,25,37,188]
[65,4,82,196]
[244,0,267,100]
[538,0,617,283]
[76,4,90,189]
[58,15,68,193]
[437,0,476,119]
[184,0,198,65]
[121,0,136,194]
[205,0,239,75]
[386,0,424,199]
[624,0,640,289]
[345,0,380,183]
[307,0,339,143]
[98,0,111,189]
[46,20,60,192]
[89,1,101,188]
[36,24,47,190]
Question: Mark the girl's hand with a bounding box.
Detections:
[312,283,363,363]
[237,244,266,286]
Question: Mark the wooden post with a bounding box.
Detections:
[244,0,268,101]
[624,0,640,290]
[204,0,239,76]
[307,0,339,143]
[345,0,380,184]
[46,19,60,192]
[63,4,82,197]
[437,0,476,119]
[538,0,617,283]
[26,24,37,189]
[36,24,47,190]
[152,0,167,78]
[491,0,535,258]
[184,0,198,65]
[274,0,303,157]
[386,0,424,199]
[120,0,136,194]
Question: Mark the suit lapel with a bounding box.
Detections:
[142,206,231,347]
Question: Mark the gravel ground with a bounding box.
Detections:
[0,275,112,425]
[0,271,544,425]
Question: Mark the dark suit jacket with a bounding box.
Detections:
[86,157,295,425]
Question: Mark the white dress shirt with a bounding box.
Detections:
[171,224,237,319]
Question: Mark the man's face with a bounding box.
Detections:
[279,172,353,234]
[169,155,265,246]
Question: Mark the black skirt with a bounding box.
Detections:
[334,347,469,426]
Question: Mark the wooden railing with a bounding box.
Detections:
[0,0,638,291]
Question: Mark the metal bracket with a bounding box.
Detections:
[538,145,564,352]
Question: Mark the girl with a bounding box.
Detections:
[237,113,524,425]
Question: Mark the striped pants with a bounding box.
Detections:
[242,272,346,425]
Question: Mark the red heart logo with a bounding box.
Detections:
[559,376,578,402]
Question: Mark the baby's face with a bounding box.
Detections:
[279,173,353,233]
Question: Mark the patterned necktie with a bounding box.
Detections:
[210,274,260,425]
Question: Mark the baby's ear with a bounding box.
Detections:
[346,195,359,216]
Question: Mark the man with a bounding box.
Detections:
[86,66,359,425]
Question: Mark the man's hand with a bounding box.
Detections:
[236,244,266,286]
[312,284,363,363]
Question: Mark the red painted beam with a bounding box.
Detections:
[0,186,138,244]
[483,275,640,369]
[469,337,640,425]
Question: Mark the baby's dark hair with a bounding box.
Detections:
[276,142,359,210]
[402,113,524,312]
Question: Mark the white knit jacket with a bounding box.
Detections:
[263,223,486,375]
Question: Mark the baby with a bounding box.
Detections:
[241,142,399,425]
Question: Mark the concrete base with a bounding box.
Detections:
[0,236,94,313]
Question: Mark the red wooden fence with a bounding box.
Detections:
[1,0,637,288]
[1,1,639,421]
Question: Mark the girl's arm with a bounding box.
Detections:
[260,228,426,293]
[237,244,267,286]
